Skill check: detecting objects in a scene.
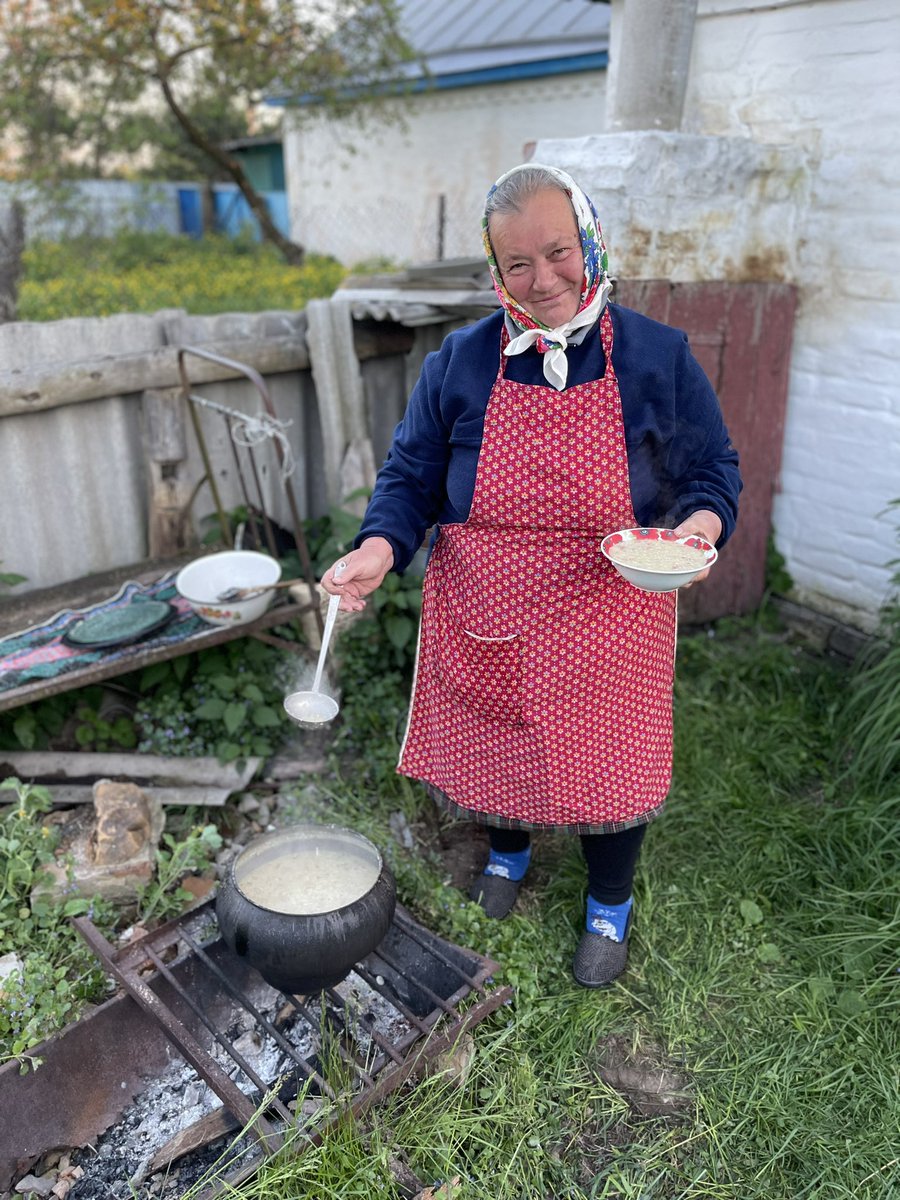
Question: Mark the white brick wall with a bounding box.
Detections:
[686,0,900,628]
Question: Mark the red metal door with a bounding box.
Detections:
[615,280,797,623]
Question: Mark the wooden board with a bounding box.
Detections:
[616,279,797,623]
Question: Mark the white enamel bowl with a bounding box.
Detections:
[175,550,282,626]
[601,527,718,593]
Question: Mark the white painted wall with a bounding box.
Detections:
[283,72,607,267]
[683,0,900,628]
[542,0,897,630]
[681,0,900,633]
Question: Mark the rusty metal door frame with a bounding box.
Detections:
[177,345,324,637]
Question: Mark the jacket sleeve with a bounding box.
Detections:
[661,336,742,544]
[354,346,453,572]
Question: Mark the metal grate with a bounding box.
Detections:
[73,899,512,1189]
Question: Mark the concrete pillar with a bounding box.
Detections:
[606,0,699,132]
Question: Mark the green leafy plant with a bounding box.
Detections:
[0,777,57,904]
[0,563,26,589]
[0,694,70,752]
[0,778,114,1068]
[300,491,374,578]
[134,638,295,762]
[0,686,140,754]
[72,700,138,752]
[370,568,423,671]
[136,822,223,926]
[20,232,347,320]
[839,498,900,786]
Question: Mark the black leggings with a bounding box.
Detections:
[488,824,647,905]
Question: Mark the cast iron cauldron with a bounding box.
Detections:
[216,824,396,994]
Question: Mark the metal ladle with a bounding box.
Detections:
[283,588,342,728]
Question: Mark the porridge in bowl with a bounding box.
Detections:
[600,527,718,592]
[607,538,708,572]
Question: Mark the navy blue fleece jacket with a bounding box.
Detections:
[356,303,742,572]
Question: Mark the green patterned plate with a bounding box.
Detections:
[63,601,175,649]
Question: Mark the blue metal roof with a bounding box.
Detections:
[396,0,610,81]
[267,0,609,106]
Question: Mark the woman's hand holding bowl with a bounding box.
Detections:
[322,537,395,612]
[671,509,723,587]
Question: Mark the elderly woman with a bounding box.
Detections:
[322,164,741,987]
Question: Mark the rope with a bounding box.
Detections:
[188,392,296,481]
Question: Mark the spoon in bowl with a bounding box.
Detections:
[283,589,342,728]
[216,578,302,602]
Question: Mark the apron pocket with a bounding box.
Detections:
[435,601,525,726]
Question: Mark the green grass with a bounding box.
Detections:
[18,230,348,320]
[197,611,899,1199]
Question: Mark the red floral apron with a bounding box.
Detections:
[398,309,677,831]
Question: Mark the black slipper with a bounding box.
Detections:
[468,872,521,919]
[572,913,632,988]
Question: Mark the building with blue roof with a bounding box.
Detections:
[279,0,610,265]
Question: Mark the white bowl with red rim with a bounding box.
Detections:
[600,527,718,592]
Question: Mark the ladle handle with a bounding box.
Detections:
[312,591,342,695]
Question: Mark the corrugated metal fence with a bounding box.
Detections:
[0,304,450,595]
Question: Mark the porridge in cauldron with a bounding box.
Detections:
[237,843,381,914]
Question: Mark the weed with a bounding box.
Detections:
[0,563,26,589]
[0,777,57,906]
[0,778,115,1068]
[19,232,347,320]
[134,638,296,762]
[71,699,138,752]
[0,693,70,752]
[839,497,900,786]
[136,822,223,926]
[243,608,899,1199]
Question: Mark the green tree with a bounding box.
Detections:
[124,92,256,184]
[0,0,415,263]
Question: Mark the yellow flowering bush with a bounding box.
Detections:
[19,232,349,320]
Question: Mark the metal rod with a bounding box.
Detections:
[351,963,433,1035]
[72,917,283,1155]
[183,386,233,547]
[180,931,335,1100]
[395,907,494,991]
[371,946,459,1018]
[325,987,405,1068]
[143,944,295,1127]
[245,443,280,558]
[222,414,264,551]
[178,344,323,637]
[282,994,375,1089]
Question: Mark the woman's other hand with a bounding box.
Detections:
[672,510,723,588]
[321,537,395,612]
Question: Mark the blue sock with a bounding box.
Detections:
[586,895,633,942]
[484,847,531,882]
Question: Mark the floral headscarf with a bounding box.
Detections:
[482,163,611,390]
